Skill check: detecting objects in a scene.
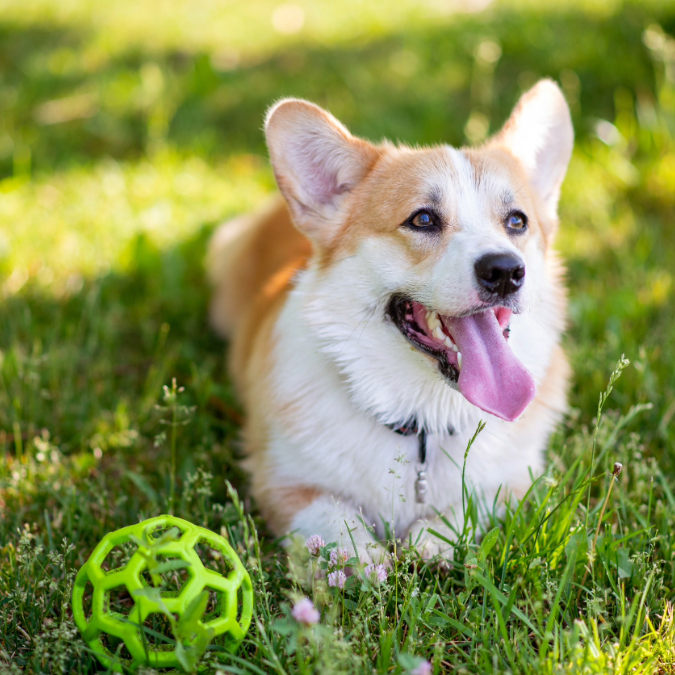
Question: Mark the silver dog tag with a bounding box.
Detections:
[415,468,428,504]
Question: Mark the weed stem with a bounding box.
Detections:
[577,462,623,607]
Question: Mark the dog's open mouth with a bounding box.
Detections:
[388,296,536,421]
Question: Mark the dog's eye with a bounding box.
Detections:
[405,210,439,231]
[413,211,433,227]
[505,211,527,233]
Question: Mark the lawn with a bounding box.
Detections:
[2,0,675,672]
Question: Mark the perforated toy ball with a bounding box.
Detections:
[72,515,253,672]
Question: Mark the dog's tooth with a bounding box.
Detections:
[433,326,445,341]
[457,352,462,370]
[428,311,440,331]
[440,327,458,351]
[443,334,459,353]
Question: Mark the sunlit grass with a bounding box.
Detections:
[0,150,273,293]
[0,0,648,60]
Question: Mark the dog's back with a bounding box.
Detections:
[207,197,311,395]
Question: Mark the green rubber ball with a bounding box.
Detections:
[72,515,253,672]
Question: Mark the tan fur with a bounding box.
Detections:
[208,197,311,397]
[209,200,323,532]
[256,485,323,534]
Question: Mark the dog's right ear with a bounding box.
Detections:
[265,99,380,247]
[490,80,573,225]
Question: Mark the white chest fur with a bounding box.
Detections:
[265,275,549,540]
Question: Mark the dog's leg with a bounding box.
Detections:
[288,494,389,565]
[406,513,460,562]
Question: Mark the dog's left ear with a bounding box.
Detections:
[265,99,380,247]
[491,79,574,223]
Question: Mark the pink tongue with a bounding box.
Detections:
[443,311,536,421]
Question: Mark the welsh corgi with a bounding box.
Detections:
[208,80,573,563]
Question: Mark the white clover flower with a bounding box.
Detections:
[365,563,388,583]
[411,660,432,675]
[291,598,320,625]
[327,570,346,589]
[305,534,325,556]
[329,547,349,568]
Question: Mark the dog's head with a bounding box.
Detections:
[266,81,573,430]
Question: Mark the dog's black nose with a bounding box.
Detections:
[474,253,525,298]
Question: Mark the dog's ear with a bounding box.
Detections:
[265,99,380,246]
[491,80,573,223]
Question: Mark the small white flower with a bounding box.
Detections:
[365,563,388,583]
[411,660,432,675]
[327,570,346,589]
[329,547,349,568]
[305,534,325,556]
[291,598,320,625]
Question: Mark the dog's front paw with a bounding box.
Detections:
[407,519,456,563]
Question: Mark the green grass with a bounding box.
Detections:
[2,0,675,672]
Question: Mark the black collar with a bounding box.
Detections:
[386,419,455,437]
[385,420,455,466]
[386,420,420,436]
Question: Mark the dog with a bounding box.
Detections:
[208,79,573,563]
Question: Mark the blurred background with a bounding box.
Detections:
[0,0,674,482]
